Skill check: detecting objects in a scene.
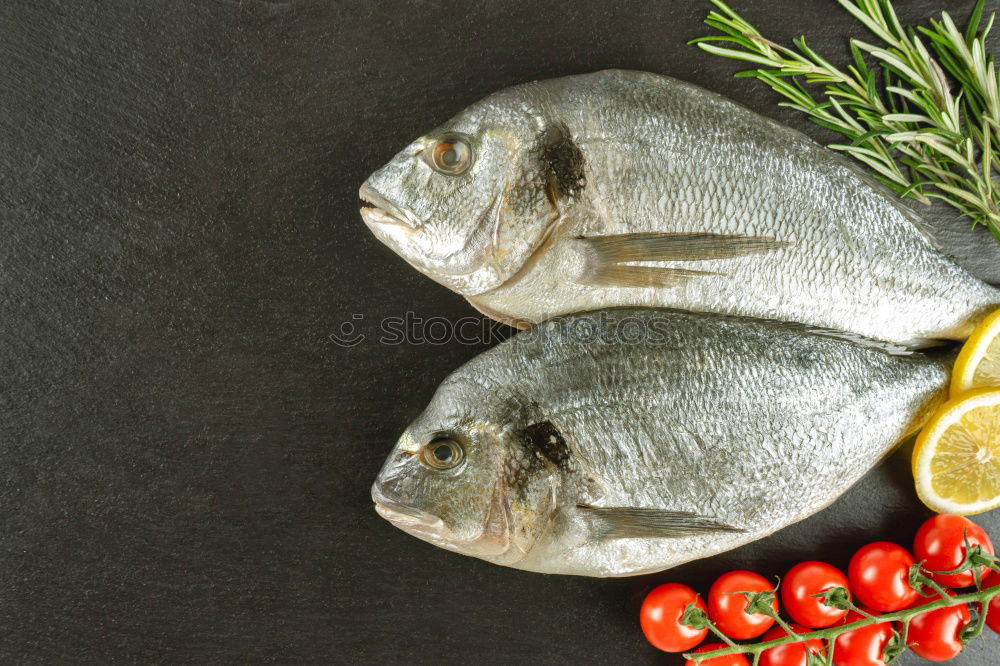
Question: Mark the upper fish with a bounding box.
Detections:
[371,308,951,577]
[360,69,999,347]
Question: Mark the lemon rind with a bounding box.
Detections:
[913,387,1000,515]
[950,309,1000,398]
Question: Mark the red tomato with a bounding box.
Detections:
[640,583,708,652]
[708,570,777,639]
[759,624,824,666]
[832,611,894,666]
[848,542,919,612]
[913,514,994,588]
[684,643,749,666]
[984,571,1000,634]
[781,561,850,628]
[907,593,970,662]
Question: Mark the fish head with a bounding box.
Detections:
[360,84,584,297]
[371,381,561,565]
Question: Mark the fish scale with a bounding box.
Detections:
[372,309,953,577]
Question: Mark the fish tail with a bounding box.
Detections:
[898,346,958,440]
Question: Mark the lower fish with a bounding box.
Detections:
[372,309,951,577]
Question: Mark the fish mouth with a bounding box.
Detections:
[358,180,498,290]
[358,182,526,295]
[359,182,421,231]
[371,486,445,531]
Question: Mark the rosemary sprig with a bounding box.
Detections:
[691,0,1000,243]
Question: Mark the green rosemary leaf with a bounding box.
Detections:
[883,112,931,124]
[808,116,859,137]
[696,0,1000,240]
[851,129,892,145]
[982,10,996,41]
[837,0,895,44]
[832,145,911,185]
[919,24,953,48]
[966,0,986,43]
[886,85,920,104]
[899,179,934,198]
[850,40,869,76]
[696,43,780,66]
[706,0,747,22]
[688,36,758,49]
[936,182,988,207]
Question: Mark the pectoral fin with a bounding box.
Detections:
[584,264,715,288]
[582,232,789,263]
[579,504,743,539]
[578,232,789,289]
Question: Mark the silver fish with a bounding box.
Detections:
[360,70,999,347]
[371,309,952,577]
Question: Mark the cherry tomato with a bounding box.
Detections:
[684,643,750,666]
[708,570,777,639]
[759,623,824,666]
[913,514,994,588]
[640,583,708,652]
[847,542,919,612]
[832,610,894,666]
[781,561,850,628]
[984,571,1000,634]
[907,593,970,662]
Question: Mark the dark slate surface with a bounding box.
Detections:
[1,0,997,663]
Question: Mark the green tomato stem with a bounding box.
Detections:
[900,615,912,647]
[917,575,954,601]
[844,599,878,621]
[768,611,798,638]
[962,600,989,644]
[681,604,742,651]
[681,585,1000,663]
[705,621,742,651]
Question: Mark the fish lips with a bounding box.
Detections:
[359,182,421,231]
[358,181,510,296]
[371,485,446,534]
[358,182,438,275]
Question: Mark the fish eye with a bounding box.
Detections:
[427,135,473,175]
[419,436,465,470]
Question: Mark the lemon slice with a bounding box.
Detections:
[951,309,1000,397]
[913,388,1000,515]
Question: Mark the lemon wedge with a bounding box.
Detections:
[951,309,1000,397]
[913,388,1000,515]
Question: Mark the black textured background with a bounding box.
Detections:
[2,1,998,663]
